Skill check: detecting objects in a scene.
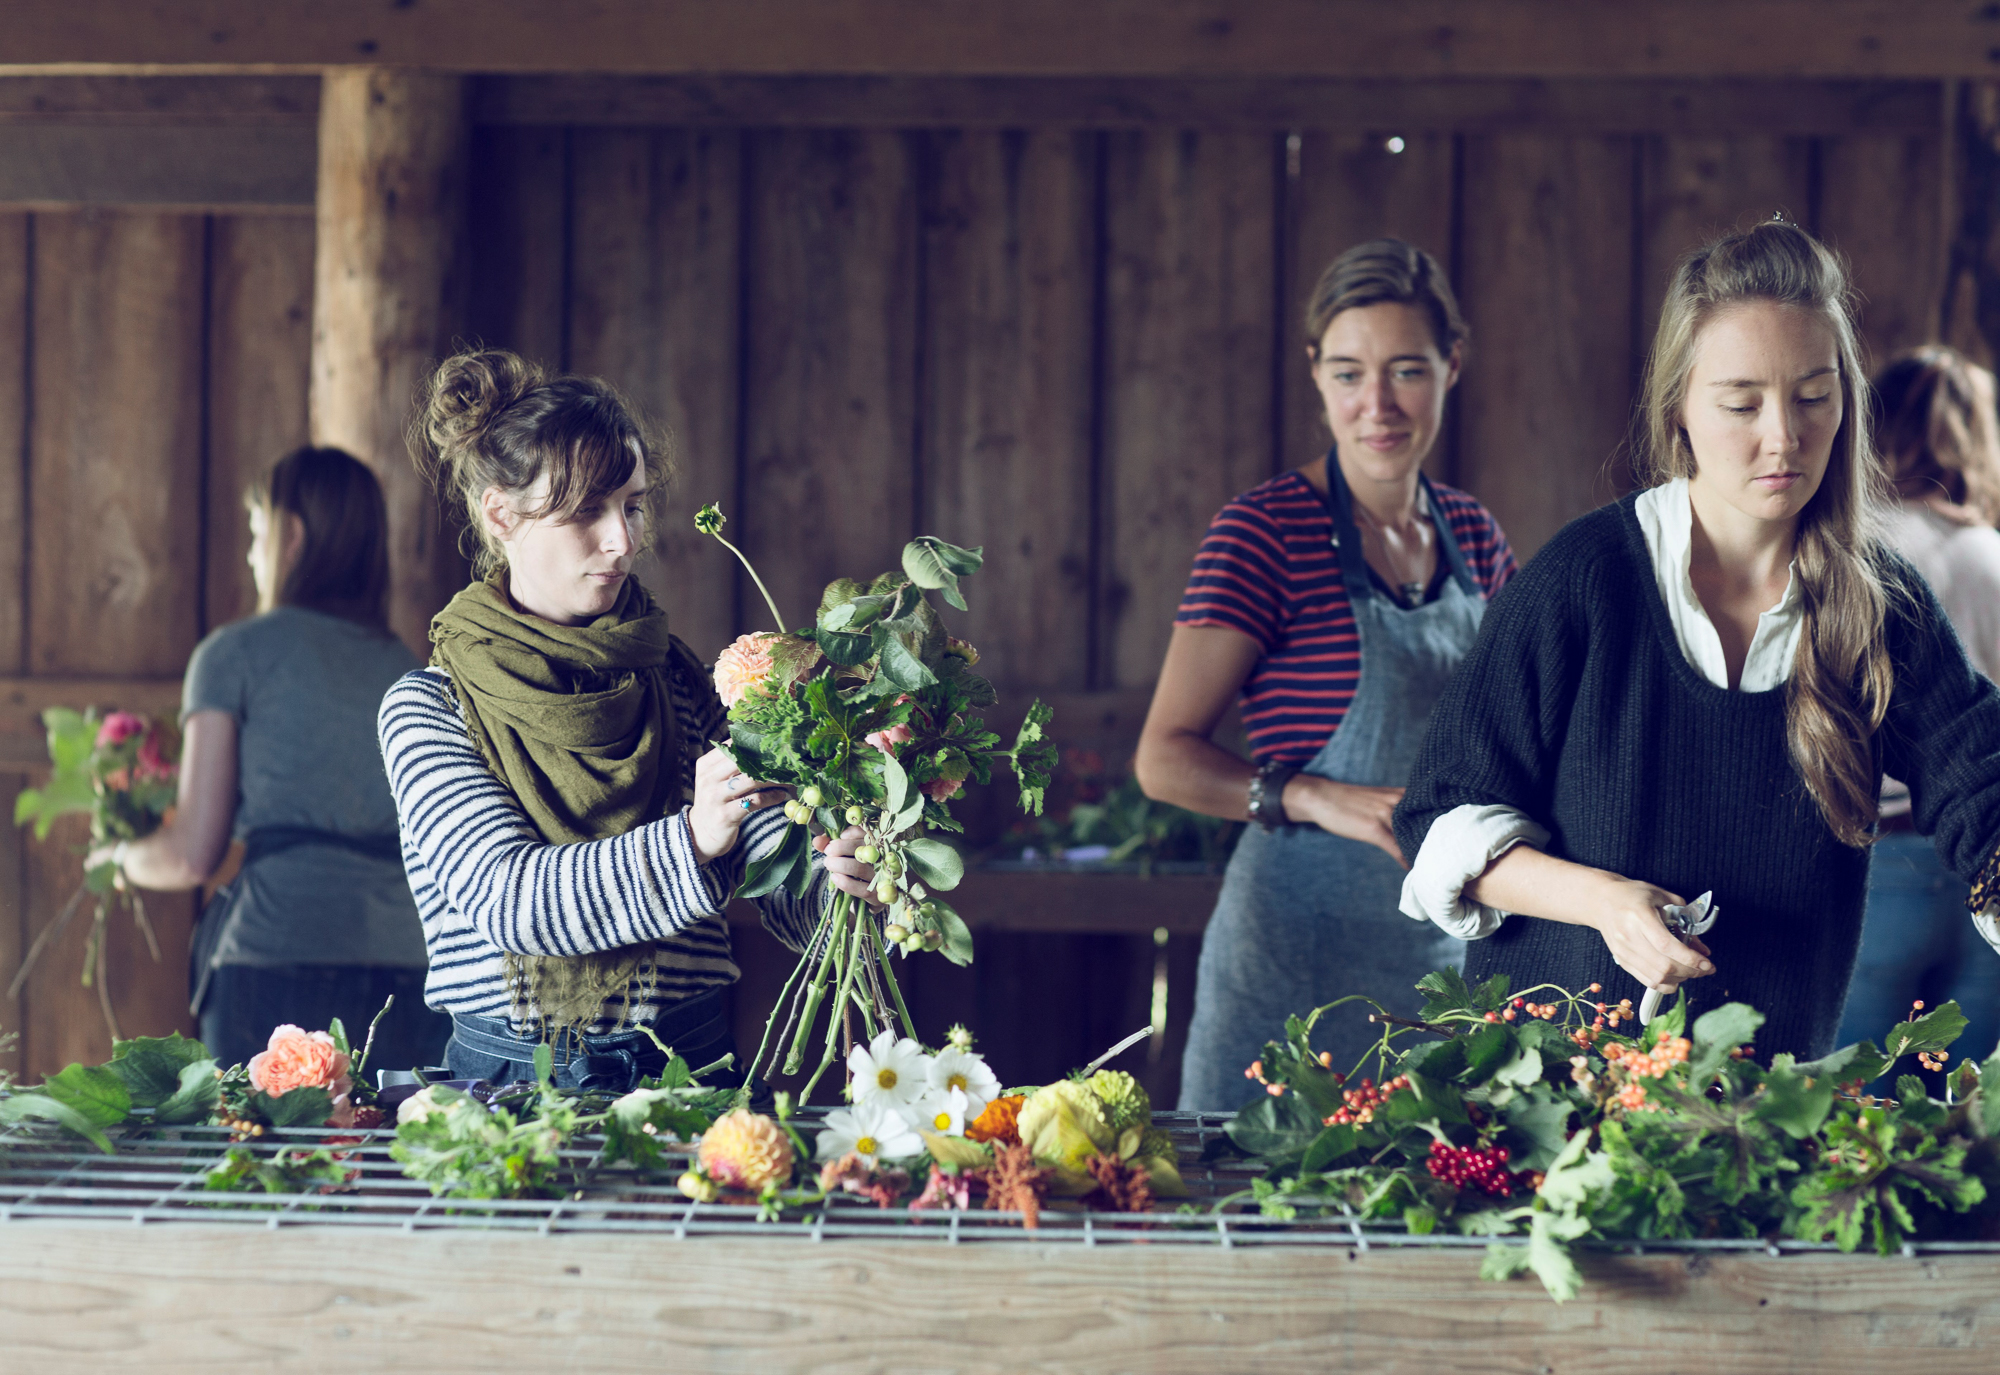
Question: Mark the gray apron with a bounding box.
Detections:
[1178,460,1487,1110]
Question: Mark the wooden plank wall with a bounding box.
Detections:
[463,121,1948,1103]
[0,114,1950,1101]
[0,210,314,1080]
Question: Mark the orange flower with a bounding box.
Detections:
[246,1024,353,1103]
[713,633,780,708]
[698,1109,795,1192]
[966,1094,1026,1146]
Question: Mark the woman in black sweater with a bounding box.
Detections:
[1393,218,2000,1060]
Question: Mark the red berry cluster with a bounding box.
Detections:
[1324,1074,1410,1127]
[1426,1139,1523,1197]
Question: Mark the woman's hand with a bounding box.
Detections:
[1585,875,1715,995]
[1283,775,1407,868]
[689,746,788,863]
[815,826,883,906]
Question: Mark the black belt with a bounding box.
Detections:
[243,826,402,866]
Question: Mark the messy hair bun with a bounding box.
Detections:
[411,347,670,577]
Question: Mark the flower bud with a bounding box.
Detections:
[883,924,910,943]
[801,786,823,808]
[677,1170,721,1203]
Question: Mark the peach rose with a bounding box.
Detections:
[865,723,913,756]
[923,776,964,803]
[247,1024,354,1101]
[713,633,779,709]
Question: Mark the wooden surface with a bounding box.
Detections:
[308,68,470,657]
[10,2,2000,80]
[3,1225,1999,1373]
[0,124,313,210]
[0,214,24,674]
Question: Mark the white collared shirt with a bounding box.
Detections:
[1399,478,1803,939]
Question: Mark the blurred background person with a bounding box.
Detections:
[1836,345,2000,1063]
[95,447,449,1071]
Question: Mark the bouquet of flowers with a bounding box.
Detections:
[696,504,1057,1101]
[10,708,180,1037]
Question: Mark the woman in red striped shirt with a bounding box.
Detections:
[1136,239,1517,1109]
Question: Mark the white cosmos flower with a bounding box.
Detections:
[914,1086,969,1137]
[926,1047,1000,1119]
[815,1098,923,1165]
[847,1029,930,1106]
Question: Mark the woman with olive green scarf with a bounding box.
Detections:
[380,349,883,1091]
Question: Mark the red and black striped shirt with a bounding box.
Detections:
[1175,468,1517,767]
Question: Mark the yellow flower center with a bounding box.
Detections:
[855,1136,878,1155]
[947,1073,967,1091]
[933,1112,951,1131]
[876,1069,897,1089]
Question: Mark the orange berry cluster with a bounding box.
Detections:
[1918,1050,1951,1073]
[1324,1074,1410,1127]
[1426,1138,1523,1197]
[1603,1031,1689,1081]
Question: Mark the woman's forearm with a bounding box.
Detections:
[1465,846,1616,927]
[1134,728,1255,821]
[118,821,214,891]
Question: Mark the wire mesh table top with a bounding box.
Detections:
[6,1109,1999,1255]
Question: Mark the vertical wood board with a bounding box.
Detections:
[1820,132,1947,374]
[464,124,568,370]
[1285,130,1457,478]
[567,127,743,662]
[205,213,315,633]
[1456,135,1639,558]
[739,129,917,633]
[28,210,207,676]
[0,771,22,1082]
[920,128,1097,693]
[1102,129,1279,690]
[0,217,24,676]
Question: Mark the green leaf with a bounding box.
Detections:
[153,1059,222,1125]
[1399,1036,1467,1083]
[1883,1001,1969,1062]
[882,749,910,817]
[533,1041,555,1088]
[1223,1091,1321,1164]
[1498,1087,1576,1172]
[1983,1050,2000,1138]
[43,1063,133,1127]
[1471,973,1512,1011]
[1481,1242,1534,1282]
[902,537,984,610]
[1753,1064,1833,1139]
[739,820,808,899]
[1797,1040,1892,1089]
[1526,1216,1587,1302]
[108,1032,213,1109]
[1415,967,1475,1020]
[1490,1040,1549,1090]
[251,1086,333,1128]
[822,594,889,633]
[1009,699,1057,817]
[0,1092,115,1152]
[1395,1071,1469,1126]
[1688,1003,1766,1083]
[929,900,974,967]
[326,1017,350,1056]
[1300,1123,1357,1173]
[1460,1023,1515,1084]
[1897,1074,1930,1106]
[813,627,874,668]
[902,838,964,892]
[873,628,938,692]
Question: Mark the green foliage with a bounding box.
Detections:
[1216,976,2000,1304]
[390,1083,585,1201]
[204,1145,355,1197]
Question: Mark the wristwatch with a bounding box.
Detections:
[1247,761,1298,830]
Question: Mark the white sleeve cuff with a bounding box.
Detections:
[1399,803,1551,941]
[1974,904,2000,959]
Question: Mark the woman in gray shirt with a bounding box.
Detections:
[98,447,448,1070]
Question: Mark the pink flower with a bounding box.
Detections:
[95,711,145,749]
[713,633,779,709]
[135,727,175,782]
[909,1163,974,1213]
[247,1024,354,1104]
[102,767,131,792]
[865,723,914,756]
[923,777,965,803]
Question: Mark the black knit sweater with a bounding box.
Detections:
[1392,494,2000,1060]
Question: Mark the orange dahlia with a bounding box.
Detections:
[965,1094,1026,1146]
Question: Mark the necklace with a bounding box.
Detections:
[1352,490,1436,608]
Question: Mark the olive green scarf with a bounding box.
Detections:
[430,571,683,1034]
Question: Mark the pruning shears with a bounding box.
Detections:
[1638,890,1718,1027]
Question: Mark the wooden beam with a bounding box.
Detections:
[309,68,470,656]
[1,3,2000,79]
[0,73,317,122]
[0,124,313,210]
[480,75,1946,134]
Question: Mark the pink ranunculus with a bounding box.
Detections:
[864,723,914,756]
[247,1024,354,1102]
[96,711,145,749]
[135,727,175,782]
[923,776,965,803]
[713,633,779,709]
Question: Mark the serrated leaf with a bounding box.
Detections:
[43,1063,132,1127]
[1499,1087,1575,1172]
[1754,1065,1833,1139]
[1416,967,1475,1020]
[902,838,964,892]
[153,1059,222,1125]
[252,1086,333,1128]
[1688,1003,1766,1083]
[108,1033,212,1109]
[1300,1123,1357,1173]
[1883,1001,1969,1062]
[1481,1242,1534,1282]
[1222,1091,1320,1164]
[1897,1074,1930,1106]
[1472,973,1512,1010]
[0,1093,114,1152]
[1461,1022,1515,1083]
[1491,1040,1549,1090]
[1399,1036,1467,1082]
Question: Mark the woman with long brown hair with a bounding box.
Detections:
[1394,218,2000,1061]
[98,447,451,1070]
[1836,346,2000,1061]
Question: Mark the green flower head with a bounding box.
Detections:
[1086,1070,1152,1133]
[694,503,726,536]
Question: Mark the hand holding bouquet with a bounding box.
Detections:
[11,707,180,1036]
[697,504,1057,1101]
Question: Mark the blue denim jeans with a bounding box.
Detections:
[200,965,453,1076]
[1837,833,2000,1073]
[443,989,736,1093]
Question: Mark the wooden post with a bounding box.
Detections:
[309,68,470,655]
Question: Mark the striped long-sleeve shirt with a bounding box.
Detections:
[377,640,822,1035]
[1175,466,1516,766]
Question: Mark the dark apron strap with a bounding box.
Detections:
[1320,448,1478,603]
